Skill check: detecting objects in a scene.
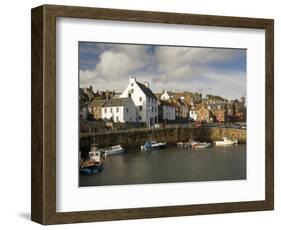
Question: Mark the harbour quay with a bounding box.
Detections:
[80,127,246,151]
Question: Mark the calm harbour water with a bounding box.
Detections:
[79,144,246,187]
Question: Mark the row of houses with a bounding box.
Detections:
[81,77,246,127]
[189,98,246,123]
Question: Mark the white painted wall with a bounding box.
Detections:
[101,98,136,122]
[102,106,123,122]
[1,0,280,230]
[190,110,198,121]
[120,77,158,126]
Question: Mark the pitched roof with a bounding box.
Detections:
[88,99,106,108]
[103,98,129,107]
[177,99,188,106]
[136,81,157,99]
[159,100,173,106]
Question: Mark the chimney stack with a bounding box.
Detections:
[129,76,136,84]
[144,82,149,88]
[106,90,109,101]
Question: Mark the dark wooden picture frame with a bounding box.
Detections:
[31,4,274,225]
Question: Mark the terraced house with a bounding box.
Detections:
[101,97,136,123]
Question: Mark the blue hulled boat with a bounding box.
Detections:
[141,140,166,151]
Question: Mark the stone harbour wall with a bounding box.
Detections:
[80,127,246,151]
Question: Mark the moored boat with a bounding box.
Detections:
[141,141,166,151]
[79,161,103,175]
[80,144,104,175]
[102,145,125,156]
[189,139,211,149]
[193,142,211,149]
[177,142,189,148]
[215,137,238,146]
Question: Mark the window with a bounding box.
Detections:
[139,97,142,102]
[116,107,119,113]
[116,116,119,122]
[148,97,150,102]
[131,83,133,86]
[126,108,129,113]
[104,108,107,113]
[110,108,113,113]
[152,106,154,112]
[139,106,143,111]
[139,116,142,120]
[131,89,134,93]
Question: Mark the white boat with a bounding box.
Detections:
[176,142,191,148]
[141,141,166,151]
[215,137,238,146]
[102,145,125,156]
[89,144,104,163]
[189,140,211,149]
[193,142,211,149]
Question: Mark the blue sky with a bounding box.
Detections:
[79,42,246,100]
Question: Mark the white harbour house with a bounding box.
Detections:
[120,77,158,127]
[101,97,136,123]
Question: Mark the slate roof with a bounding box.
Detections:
[103,98,129,107]
[159,100,173,106]
[136,81,157,99]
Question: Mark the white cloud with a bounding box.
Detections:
[79,44,246,100]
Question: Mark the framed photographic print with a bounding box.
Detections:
[31,4,274,224]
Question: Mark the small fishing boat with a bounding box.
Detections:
[215,137,238,146]
[189,139,211,149]
[193,142,211,149]
[102,145,125,156]
[79,160,104,175]
[141,141,166,151]
[176,142,191,148]
[80,145,104,175]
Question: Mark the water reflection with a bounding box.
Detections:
[79,144,246,187]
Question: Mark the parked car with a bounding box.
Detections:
[232,124,241,129]
[154,123,160,128]
[221,124,229,128]
[241,124,247,130]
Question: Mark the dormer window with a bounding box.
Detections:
[131,83,134,87]
[131,89,134,94]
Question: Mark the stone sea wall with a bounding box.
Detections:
[80,127,246,151]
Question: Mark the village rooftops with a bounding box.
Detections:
[87,99,106,108]
[103,98,130,107]
[159,100,174,106]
